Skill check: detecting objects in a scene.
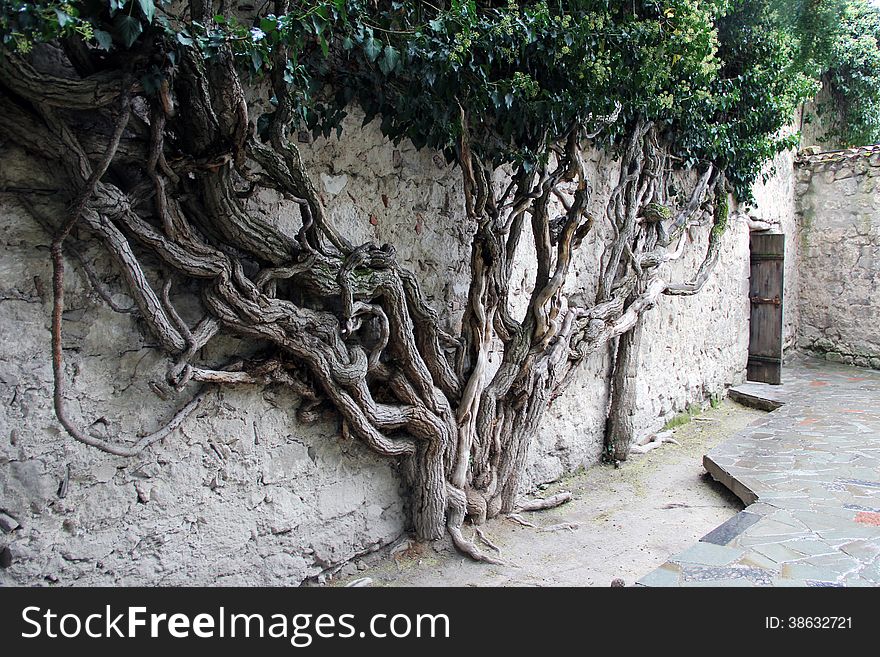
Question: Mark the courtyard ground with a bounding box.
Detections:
[641,357,880,586]
[333,398,764,587]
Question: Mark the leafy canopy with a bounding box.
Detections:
[0,1,852,197]
[823,0,880,146]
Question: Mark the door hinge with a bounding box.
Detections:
[750,295,781,306]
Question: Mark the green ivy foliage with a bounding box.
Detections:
[823,0,880,146]
[675,0,819,197]
[769,0,847,74]
[0,1,177,51]
[1,1,100,51]
[322,1,727,172]
[0,1,857,198]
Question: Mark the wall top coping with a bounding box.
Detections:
[795,143,880,167]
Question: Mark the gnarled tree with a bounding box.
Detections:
[0,0,819,561]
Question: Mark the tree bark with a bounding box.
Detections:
[605,317,644,461]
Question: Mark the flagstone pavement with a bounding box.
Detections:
[637,356,880,587]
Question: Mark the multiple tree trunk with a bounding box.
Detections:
[0,11,730,560]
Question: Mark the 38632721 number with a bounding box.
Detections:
[765,617,852,629]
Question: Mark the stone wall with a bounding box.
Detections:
[795,146,880,368]
[628,214,751,436]
[0,110,774,586]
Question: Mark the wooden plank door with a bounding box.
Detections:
[748,233,785,384]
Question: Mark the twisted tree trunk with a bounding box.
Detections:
[604,172,729,461]
[605,319,643,462]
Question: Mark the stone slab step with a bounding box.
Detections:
[728,381,786,411]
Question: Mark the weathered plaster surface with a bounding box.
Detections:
[0,111,770,585]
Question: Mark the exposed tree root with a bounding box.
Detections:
[515,491,573,513]
[506,514,538,529]
[473,526,501,553]
[629,430,679,455]
[447,524,505,565]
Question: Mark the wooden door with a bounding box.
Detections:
[748,233,785,385]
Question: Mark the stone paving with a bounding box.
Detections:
[637,356,880,587]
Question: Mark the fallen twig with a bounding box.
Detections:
[630,431,679,454]
[516,491,573,512]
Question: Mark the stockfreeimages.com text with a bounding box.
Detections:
[21,605,450,646]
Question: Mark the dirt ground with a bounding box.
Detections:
[334,399,765,587]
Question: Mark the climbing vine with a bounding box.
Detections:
[0,0,838,560]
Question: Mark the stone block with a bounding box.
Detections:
[813,337,834,352]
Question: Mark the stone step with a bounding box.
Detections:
[728,381,786,411]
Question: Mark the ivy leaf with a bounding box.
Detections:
[54,9,72,28]
[256,111,275,142]
[364,37,382,62]
[94,29,113,51]
[137,0,156,24]
[379,45,400,75]
[311,14,327,36]
[176,31,193,47]
[140,68,163,95]
[114,14,143,48]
